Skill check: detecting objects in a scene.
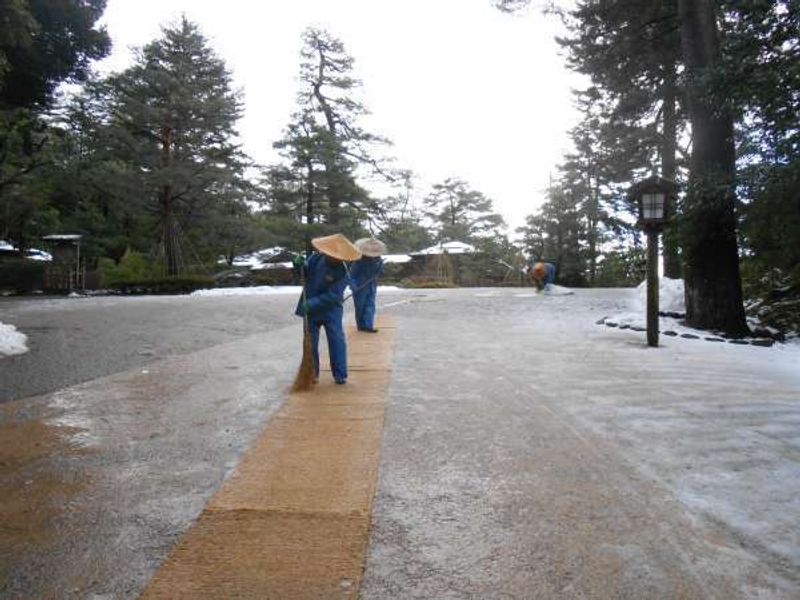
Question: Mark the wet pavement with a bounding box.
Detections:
[1,288,799,598]
[0,294,297,403]
[0,302,299,598]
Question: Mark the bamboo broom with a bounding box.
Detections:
[292,287,316,392]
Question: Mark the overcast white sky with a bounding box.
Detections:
[97,0,583,232]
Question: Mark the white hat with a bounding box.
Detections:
[355,238,387,257]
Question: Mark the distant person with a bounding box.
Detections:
[530,261,556,292]
[351,238,387,332]
[295,234,362,384]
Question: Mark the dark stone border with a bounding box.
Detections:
[596,317,776,347]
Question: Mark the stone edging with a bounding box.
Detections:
[595,317,775,347]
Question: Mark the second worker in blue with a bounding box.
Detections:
[295,233,362,384]
[351,238,387,333]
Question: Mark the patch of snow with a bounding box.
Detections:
[254,261,292,270]
[0,321,29,356]
[219,246,288,269]
[0,240,13,251]
[347,285,403,295]
[383,254,412,264]
[512,285,574,298]
[637,277,685,313]
[191,285,406,298]
[191,285,303,297]
[412,241,476,256]
[545,284,574,296]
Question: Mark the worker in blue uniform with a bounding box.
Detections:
[531,261,556,292]
[351,238,387,332]
[295,233,362,384]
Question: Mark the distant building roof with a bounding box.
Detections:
[42,234,82,242]
[0,240,52,261]
[411,241,476,256]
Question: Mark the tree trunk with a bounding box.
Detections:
[313,55,341,227]
[305,160,315,255]
[160,126,179,277]
[587,174,600,285]
[661,64,682,279]
[677,0,748,336]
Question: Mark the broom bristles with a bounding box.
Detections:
[292,319,316,392]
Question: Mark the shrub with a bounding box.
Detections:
[0,258,46,293]
[111,275,215,295]
[98,250,158,286]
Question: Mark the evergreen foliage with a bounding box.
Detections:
[266,28,394,251]
[423,178,505,243]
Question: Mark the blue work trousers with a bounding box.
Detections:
[308,313,348,382]
[353,285,377,330]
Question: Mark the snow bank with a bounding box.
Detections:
[0,321,29,356]
[383,254,412,264]
[412,241,476,256]
[544,284,574,296]
[637,277,685,313]
[218,246,287,269]
[191,285,303,297]
[191,285,405,297]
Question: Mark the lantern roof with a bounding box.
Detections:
[627,176,677,202]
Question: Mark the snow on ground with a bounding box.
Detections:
[638,276,685,313]
[544,284,574,296]
[383,254,412,264]
[218,246,287,269]
[512,284,574,298]
[190,285,405,297]
[0,321,28,356]
[411,241,476,255]
[603,277,697,334]
[565,311,800,583]
[191,285,303,297]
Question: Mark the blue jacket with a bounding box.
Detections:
[295,253,348,320]
[349,256,384,293]
[542,262,556,286]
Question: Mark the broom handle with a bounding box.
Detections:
[343,273,380,303]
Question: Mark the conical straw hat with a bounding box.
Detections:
[311,233,362,261]
[355,237,387,257]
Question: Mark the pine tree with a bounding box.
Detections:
[270,28,392,250]
[422,178,505,243]
[557,0,685,278]
[517,184,585,285]
[97,18,246,275]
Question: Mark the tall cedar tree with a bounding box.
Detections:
[100,18,245,275]
[556,0,684,278]
[677,0,748,335]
